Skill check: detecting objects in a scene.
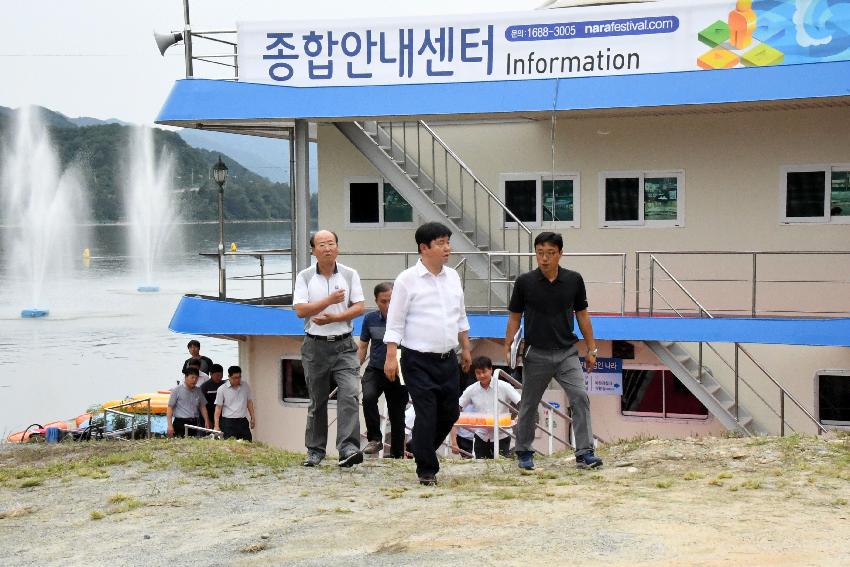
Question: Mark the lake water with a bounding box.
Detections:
[0,221,294,436]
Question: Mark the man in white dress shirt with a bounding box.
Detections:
[458,356,521,459]
[384,222,472,485]
[294,230,366,468]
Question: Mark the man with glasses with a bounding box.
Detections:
[504,232,602,471]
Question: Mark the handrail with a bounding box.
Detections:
[646,254,827,435]
[103,398,152,440]
[417,120,534,235]
[636,249,850,316]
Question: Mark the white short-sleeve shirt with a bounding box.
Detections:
[458,376,521,441]
[293,262,364,336]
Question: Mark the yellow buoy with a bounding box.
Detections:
[82,248,91,259]
[230,242,237,252]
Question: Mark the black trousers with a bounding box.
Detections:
[362,366,408,457]
[401,348,460,477]
[220,417,252,441]
[456,434,474,458]
[172,417,199,438]
[473,434,511,459]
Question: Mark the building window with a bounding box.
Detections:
[501,173,579,227]
[621,369,708,419]
[817,371,850,426]
[599,171,684,227]
[781,165,850,224]
[345,177,414,227]
[281,358,338,403]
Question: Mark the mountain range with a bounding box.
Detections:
[0,105,317,223]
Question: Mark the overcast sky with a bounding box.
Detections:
[1,1,540,125]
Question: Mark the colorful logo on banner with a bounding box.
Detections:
[581,357,623,396]
[236,1,850,87]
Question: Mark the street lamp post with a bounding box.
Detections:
[212,156,228,300]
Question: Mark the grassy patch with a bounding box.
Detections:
[683,471,705,481]
[655,480,673,489]
[90,511,105,521]
[0,439,301,488]
[380,487,408,499]
[741,479,762,490]
[218,482,243,492]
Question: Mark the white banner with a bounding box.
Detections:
[237,0,850,87]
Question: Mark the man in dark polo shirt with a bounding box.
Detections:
[358,282,408,458]
[504,232,602,471]
[200,363,225,427]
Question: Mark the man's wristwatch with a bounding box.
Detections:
[588,347,598,357]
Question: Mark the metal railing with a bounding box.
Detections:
[645,254,828,436]
[357,120,534,272]
[203,249,627,314]
[103,399,152,440]
[636,250,850,318]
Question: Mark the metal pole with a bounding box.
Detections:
[147,399,151,439]
[635,252,641,316]
[182,0,193,78]
[698,342,703,383]
[289,127,297,293]
[416,122,421,181]
[780,390,785,436]
[648,255,655,316]
[259,255,266,302]
[547,408,554,455]
[751,252,758,317]
[218,184,226,299]
[294,120,311,274]
[621,254,627,315]
[492,371,500,461]
[734,343,739,420]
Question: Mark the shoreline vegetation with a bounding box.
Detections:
[0,105,318,224]
[2,434,849,565]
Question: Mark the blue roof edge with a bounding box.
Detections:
[156,61,850,123]
[170,295,850,347]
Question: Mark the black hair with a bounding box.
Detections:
[415,222,452,253]
[373,281,393,297]
[187,339,200,348]
[210,363,223,374]
[183,367,200,377]
[471,356,493,372]
[309,231,339,248]
[228,365,242,377]
[186,360,201,369]
[534,232,564,252]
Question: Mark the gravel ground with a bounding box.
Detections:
[1,435,849,566]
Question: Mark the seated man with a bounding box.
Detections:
[167,367,210,438]
[214,365,255,441]
[458,356,520,459]
[182,339,213,375]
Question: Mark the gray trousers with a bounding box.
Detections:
[515,344,594,456]
[300,336,361,458]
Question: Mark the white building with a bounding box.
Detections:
[159,0,850,453]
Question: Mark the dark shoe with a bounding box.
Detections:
[338,451,364,468]
[517,451,535,471]
[363,440,382,455]
[302,452,323,467]
[576,452,603,469]
[418,474,437,486]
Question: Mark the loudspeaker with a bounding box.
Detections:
[154,31,184,56]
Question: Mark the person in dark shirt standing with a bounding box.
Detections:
[200,363,225,430]
[182,339,213,375]
[358,282,408,458]
[504,232,602,471]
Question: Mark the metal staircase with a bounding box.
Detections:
[334,120,533,300]
[644,254,828,437]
